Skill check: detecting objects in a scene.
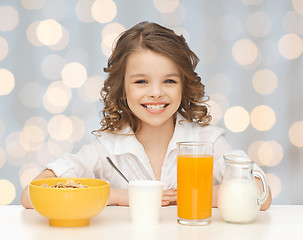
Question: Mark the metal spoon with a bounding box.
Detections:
[106,157,129,183]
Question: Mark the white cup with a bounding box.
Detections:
[128,180,165,224]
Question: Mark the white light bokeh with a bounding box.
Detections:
[5,132,28,164]
[101,41,112,58]
[36,145,56,166]
[0,69,15,96]
[48,26,70,51]
[208,99,222,125]
[70,116,86,142]
[43,81,72,114]
[101,23,126,58]
[47,138,74,158]
[209,93,230,125]
[78,75,104,102]
[62,62,87,88]
[252,69,278,95]
[0,37,8,61]
[45,86,71,108]
[21,0,46,10]
[248,140,265,166]
[232,39,259,65]
[36,19,63,46]
[0,5,19,32]
[153,0,179,13]
[161,3,186,26]
[0,179,16,204]
[25,116,49,139]
[267,173,281,199]
[91,0,117,24]
[19,82,44,109]
[247,12,272,38]
[48,115,73,141]
[19,125,45,151]
[250,105,276,131]
[258,141,283,167]
[101,34,118,57]
[102,22,125,45]
[278,33,303,59]
[41,54,66,80]
[26,21,43,46]
[224,106,250,132]
[19,163,43,188]
[292,0,303,14]
[75,0,95,23]
[289,121,303,147]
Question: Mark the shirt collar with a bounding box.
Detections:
[110,113,195,156]
[110,126,141,156]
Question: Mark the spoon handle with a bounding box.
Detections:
[106,157,129,184]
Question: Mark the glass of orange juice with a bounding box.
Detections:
[177,142,214,226]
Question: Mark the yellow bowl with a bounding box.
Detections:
[29,178,110,227]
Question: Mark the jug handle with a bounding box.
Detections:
[253,169,269,206]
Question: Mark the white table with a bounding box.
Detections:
[1,205,302,240]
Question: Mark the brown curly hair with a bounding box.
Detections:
[93,21,211,136]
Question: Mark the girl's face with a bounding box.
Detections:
[124,49,182,129]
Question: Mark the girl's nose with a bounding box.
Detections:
[148,83,163,98]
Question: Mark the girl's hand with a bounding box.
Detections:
[162,188,177,206]
[108,188,129,206]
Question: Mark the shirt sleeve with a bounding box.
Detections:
[46,138,113,182]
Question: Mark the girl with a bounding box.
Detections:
[21,21,272,209]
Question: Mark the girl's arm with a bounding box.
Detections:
[21,169,57,209]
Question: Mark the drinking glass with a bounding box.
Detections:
[177,142,214,226]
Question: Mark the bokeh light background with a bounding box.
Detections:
[1,0,303,205]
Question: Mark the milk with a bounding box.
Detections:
[218,179,261,223]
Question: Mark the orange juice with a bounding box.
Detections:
[177,154,213,220]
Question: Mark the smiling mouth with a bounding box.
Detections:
[142,104,169,110]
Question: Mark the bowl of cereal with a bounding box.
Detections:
[29,178,110,227]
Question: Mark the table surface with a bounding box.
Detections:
[1,205,302,240]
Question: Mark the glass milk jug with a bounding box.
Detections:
[218,154,269,223]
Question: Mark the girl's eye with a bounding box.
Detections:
[135,80,147,84]
[165,79,177,84]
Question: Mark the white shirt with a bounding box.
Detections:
[46,113,254,190]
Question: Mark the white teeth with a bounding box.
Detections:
[145,104,165,110]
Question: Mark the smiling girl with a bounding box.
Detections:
[21,21,271,209]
